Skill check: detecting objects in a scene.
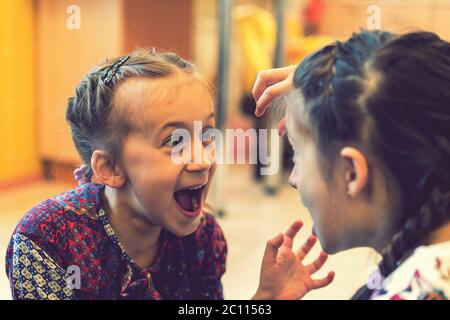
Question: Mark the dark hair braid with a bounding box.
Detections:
[379,171,450,276]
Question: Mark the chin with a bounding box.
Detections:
[320,234,356,254]
[314,227,340,254]
[320,240,339,255]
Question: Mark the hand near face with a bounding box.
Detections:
[253,221,335,300]
[252,65,297,136]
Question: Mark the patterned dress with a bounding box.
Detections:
[5,183,227,300]
[370,241,450,300]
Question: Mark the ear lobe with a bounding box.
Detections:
[91,150,126,188]
[340,147,368,197]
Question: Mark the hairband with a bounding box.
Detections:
[73,164,89,186]
[101,55,130,85]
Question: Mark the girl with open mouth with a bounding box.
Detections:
[6,50,332,300]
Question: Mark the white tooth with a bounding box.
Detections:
[187,184,205,190]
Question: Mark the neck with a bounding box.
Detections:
[103,185,162,268]
[425,219,450,245]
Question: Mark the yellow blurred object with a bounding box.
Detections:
[233,5,276,93]
[285,8,335,65]
[0,0,40,185]
[233,4,335,93]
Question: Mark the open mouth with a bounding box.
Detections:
[173,184,206,217]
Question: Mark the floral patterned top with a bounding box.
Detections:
[370,241,450,300]
[5,183,227,300]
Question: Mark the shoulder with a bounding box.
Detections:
[372,241,450,300]
[6,232,74,300]
[7,183,107,265]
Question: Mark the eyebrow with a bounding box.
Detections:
[157,112,215,135]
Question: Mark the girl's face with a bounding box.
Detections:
[285,105,342,253]
[285,94,395,254]
[115,76,216,237]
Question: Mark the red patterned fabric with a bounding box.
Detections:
[5,183,227,300]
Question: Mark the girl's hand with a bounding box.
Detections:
[252,66,296,136]
[253,221,335,300]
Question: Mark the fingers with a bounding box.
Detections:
[296,235,317,261]
[254,79,293,117]
[277,117,286,136]
[282,221,303,249]
[312,271,335,290]
[306,251,329,275]
[263,232,284,265]
[252,66,295,103]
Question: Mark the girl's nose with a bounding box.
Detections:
[185,158,213,172]
[185,141,214,172]
[288,166,298,189]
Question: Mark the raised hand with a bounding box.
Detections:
[253,221,335,300]
[252,65,296,120]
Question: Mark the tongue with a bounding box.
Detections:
[174,189,200,212]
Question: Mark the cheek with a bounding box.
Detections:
[122,141,181,204]
[128,162,183,224]
[123,139,171,179]
[297,154,329,212]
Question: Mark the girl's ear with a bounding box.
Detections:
[91,150,126,188]
[340,147,369,197]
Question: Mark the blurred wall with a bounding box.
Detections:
[0,0,40,186]
[122,0,192,58]
[36,0,122,166]
[320,0,450,40]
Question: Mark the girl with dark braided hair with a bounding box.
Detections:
[253,30,450,299]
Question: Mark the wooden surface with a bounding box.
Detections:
[122,0,193,59]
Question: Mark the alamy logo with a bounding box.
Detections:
[66,265,81,290]
[170,121,281,176]
[66,5,81,30]
[367,5,381,30]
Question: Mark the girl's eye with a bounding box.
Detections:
[164,135,184,148]
[202,127,215,143]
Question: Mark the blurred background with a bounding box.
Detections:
[1,0,450,300]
